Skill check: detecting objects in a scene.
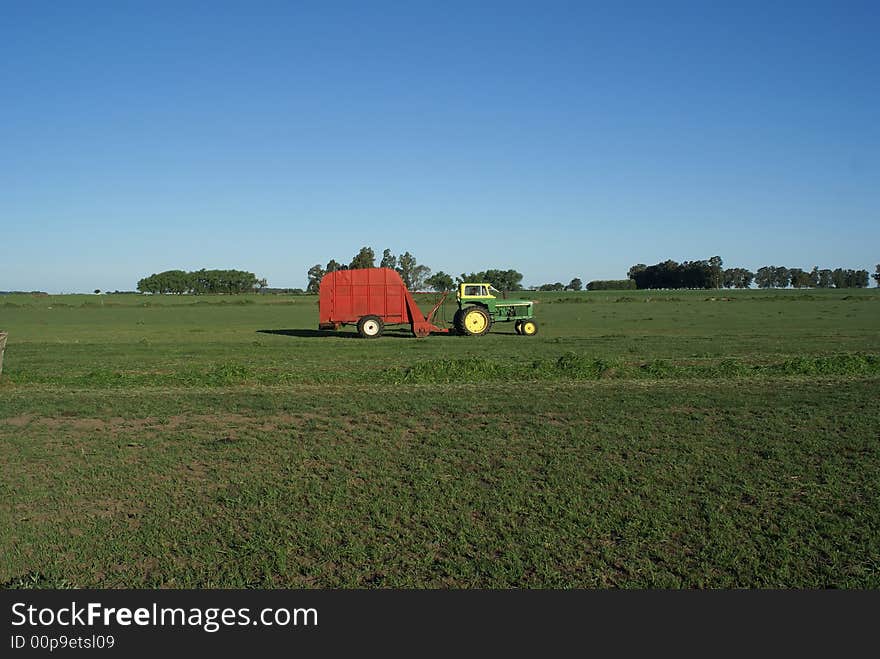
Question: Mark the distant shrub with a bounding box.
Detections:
[638,359,676,377]
[554,353,621,377]
[259,287,306,295]
[587,280,637,291]
[545,297,593,304]
[770,353,879,376]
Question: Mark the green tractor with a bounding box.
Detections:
[453,283,538,336]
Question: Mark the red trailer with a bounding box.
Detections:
[318,267,449,338]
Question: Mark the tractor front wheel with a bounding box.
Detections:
[521,320,538,336]
[514,320,524,334]
[357,315,384,338]
[460,306,491,336]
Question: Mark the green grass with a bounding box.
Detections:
[1,288,879,587]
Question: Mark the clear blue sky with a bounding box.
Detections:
[2,1,878,292]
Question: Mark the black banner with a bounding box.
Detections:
[2,590,876,654]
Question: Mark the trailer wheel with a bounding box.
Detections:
[357,315,384,338]
[521,320,538,336]
[514,320,524,334]
[460,306,491,336]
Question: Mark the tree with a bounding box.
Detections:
[755,266,773,289]
[306,264,325,294]
[817,269,833,288]
[789,268,813,288]
[349,247,375,270]
[325,259,342,273]
[396,252,430,289]
[831,268,847,289]
[723,268,753,288]
[738,269,755,288]
[137,270,187,294]
[425,272,454,292]
[538,282,565,291]
[137,275,156,294]
[722,269,736,288]
[188,269,210,294]
[457,269,523,291]
[482,269,523,291]
[628,258,720,289]
[680,260,713,288]
[874,264,880,287]
[771,266,790,288]
[158,269,192,294]
[380,249,397,270]
[708,256,723,288]
[627,264,647,281]
[653,258,679,288]
[566,278,583,291]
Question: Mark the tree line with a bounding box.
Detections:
[627,257,725,289]
[307,247,536,293]
[127,258,880,295]
[534,279,583,291]
[753,266,869,289]
[308,248,607,294]
[137,269,266,294]
[627,258,875,289]
[307,251,880,293]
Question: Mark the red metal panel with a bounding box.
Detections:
[319,267,411,326]
[318,267,449,335]
[383,268,403,322]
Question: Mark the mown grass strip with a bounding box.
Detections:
[390,352,880,383]
[3,352,878,388]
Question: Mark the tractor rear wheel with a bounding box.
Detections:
[460,306,491,336]
[521,320,538,336]
[357,315,384,338]
[453,308,466,335]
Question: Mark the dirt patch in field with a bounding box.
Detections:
[1,413,265,433]
[0,408,587,446]
[1,414,34,427]
[7,496,145,526]
[44,417,108,431]
[0,412,347,446]
[176,459,223,492]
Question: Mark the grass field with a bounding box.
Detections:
[1,288,879,587]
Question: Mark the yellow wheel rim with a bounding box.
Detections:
[523,321,536,335]
[464,310,488,333]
